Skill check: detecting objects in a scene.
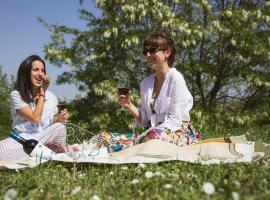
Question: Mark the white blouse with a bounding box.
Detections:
[138,68,193,131]
[9,90,58,133]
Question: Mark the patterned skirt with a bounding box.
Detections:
[88,122,201,153]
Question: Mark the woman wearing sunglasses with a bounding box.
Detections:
[0,55,69,160]
[89,32,200,152]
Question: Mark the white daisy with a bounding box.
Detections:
[145,171,154,178]
[92,194,101,200]
[163,184,173,189]
[4,188,18,200]
[202,182,215,195]
[131,179,139,184]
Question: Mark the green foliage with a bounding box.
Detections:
[40,0,270,131]
[0,66,14,139]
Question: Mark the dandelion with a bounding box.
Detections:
[145,171,154,178]
[92,194,101,200]
[4,188,17,200]
[131,179,139,184]
[163,184,173,189]
[231,192,240,200]
[138,163,146,168]
[202,182,215,195]
[71,186,81,196]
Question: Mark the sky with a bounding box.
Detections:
[0,0,100,101]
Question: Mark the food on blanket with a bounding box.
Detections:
[44,141,65,153]
[9,131,39,155]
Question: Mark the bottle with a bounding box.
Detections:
[9,130,38,155]
[9,131,55,159]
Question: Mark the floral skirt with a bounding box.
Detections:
[88,122,201,153]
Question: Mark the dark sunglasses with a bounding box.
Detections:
[142,47,166,56]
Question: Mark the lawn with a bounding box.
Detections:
[1,126,269,200]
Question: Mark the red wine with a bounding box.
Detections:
[57,103,68,112]
[117,88,131,95]
[9,131,38,155]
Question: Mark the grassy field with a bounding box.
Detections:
[1,126,270,200]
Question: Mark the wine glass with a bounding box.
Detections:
[57,101,68,113]
[117,78,132,111]
[57,101,68,123]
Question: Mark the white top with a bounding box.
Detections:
[139,68,193,131]
[9,90,58,133]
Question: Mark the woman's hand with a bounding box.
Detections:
[117,92,141,122]
[118,91,132,109]
[41,75,51,92]
[55,109,70,123]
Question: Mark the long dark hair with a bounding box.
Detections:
[143,32,176,67]
[16,55,46,103]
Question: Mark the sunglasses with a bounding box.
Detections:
[142,47,166,56]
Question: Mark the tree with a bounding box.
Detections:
[40,0,270,132]
[0,67,14,139]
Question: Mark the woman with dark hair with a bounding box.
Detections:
[88,32,200,152]
[0,55,69,160]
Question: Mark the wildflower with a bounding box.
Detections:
[231,192,240,200]
[92,194,101,200]
[71,186,81,196]
[145,171,154,178]
[3,188,17,200]
[163,184,173,189]
[202,182,215,195]
[131,179,139,184]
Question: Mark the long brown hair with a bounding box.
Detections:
[16,55,46,103]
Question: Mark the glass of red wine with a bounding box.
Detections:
[117,73,132,111]
[57,101,69,123]
[57,101,68,113]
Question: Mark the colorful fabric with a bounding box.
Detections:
[88,122,201,153]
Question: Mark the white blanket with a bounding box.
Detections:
[0,138,265,170]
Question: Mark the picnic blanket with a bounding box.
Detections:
[0,135,267,170]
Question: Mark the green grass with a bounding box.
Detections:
[1,126,270,200]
